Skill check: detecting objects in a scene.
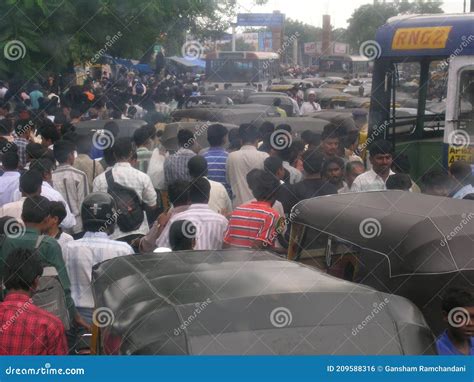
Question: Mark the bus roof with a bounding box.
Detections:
[375,13,474,58]
[205,51,279,60]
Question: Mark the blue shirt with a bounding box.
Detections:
[436,330,474,355]
[203,147,230,195]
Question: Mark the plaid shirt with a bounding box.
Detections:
[163,148,195,188]
[0,293,68,355]
[13,137,29,168]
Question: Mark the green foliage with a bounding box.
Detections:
[0,0,239,78]
[346,0,443,51]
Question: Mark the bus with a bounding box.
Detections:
[318,55,371,78]
[368,14,474,179]
[205,51,280,86]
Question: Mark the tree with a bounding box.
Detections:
[0,0,243,78]
[346,0,443,51]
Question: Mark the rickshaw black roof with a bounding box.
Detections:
[74,119,147,138]
[254,117,329,135]
[293,191,474,276]
[171,106,275,125]
[91,249,434,355]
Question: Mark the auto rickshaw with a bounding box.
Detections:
[288,191,474,335]
[90,249,436,355]
[254,117,329,143]
[247,93,296,117]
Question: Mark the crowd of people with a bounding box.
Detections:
[0,71,472,356]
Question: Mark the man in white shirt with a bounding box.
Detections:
[351,140,395,192]
[227,124,268,207]
[156,178,228,250]
[0,170,42,223]
[0,151,21,207]
[188,155,232,215]
[93,138,157,242]
[299,91,321,116]
[63,192,133,324]
[12,159,77,229]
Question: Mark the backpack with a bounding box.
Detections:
[135,82,145,95]
[31,235,70,330]
[105,169,144,232]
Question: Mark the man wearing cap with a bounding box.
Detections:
[299,91,321,116]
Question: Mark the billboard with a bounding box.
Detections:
[258,32,273,51]
[237,13,285,27]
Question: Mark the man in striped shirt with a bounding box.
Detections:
[203,124,231,195]
[224,170,285,253]
[52,140,89,235]
[156,178,228,250]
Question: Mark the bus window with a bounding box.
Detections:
[458,68,474,134]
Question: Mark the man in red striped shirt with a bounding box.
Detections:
[224,169,285,252]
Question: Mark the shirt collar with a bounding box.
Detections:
[114,162,131,168]
[1,171,20,177]
[241,145,257,151]
[83,231,109,239]
[188,203,211,210]
[177,148,195,155]
[368,169,395,180]
[3,292,33,304]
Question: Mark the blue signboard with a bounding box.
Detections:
[237,13,285,27]
[258,31,273,51]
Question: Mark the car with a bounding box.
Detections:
[90,249,436,355]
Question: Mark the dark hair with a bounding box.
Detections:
[207,124,228,147]
[2,151,19,170]
[177,129,194,148]
[189,177,210,204]
[228,128,241,151]
[70,109,82,120]
[21,195,50,224]
[321,123,340,141]
[26,142,46,160]
[392,153,411,174]
[77,134,92,155]
[258,121,275,139]
[104,121,119,137]
[441,287,474,313]
[276,123,292,133]
[19,170,43,195]
[3,248,43,291]
[168,180,190,207]
[53,140,75,164]
[102,147,116,167]
[188,155,208,178]
[0,119,12,136]
[450,160,472,185]
[247,169,280,201]
[239,123,259,144]
[386,173,412,190]
[30,158,54,175]
[322,156,345,175]
[49,201,67,225]
[169,220,195,251]
[39,122,60,143]
[368,139,393,157]
[301,130,319,146]
[113,137,133,160]
[14,119,34,137]
[273,98,281,107]
[302,149,325,175]
[421,170,450,192]
[133,125,155,147]
[264,156,283,175]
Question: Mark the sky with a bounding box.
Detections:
[235,0,467,29]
